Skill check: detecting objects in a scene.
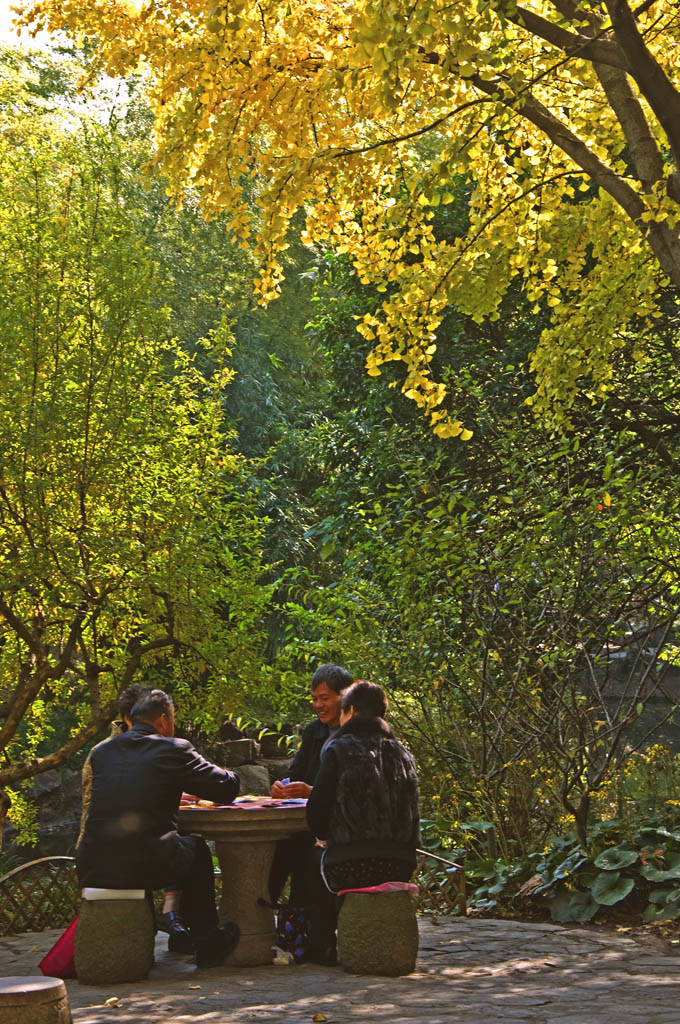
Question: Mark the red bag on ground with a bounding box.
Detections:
[39,914,78,979]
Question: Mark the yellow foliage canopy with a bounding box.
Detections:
[15,0,680,431]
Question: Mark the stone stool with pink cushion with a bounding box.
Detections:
[336,881,419,976]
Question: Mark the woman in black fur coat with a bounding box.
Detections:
[306,680,420,892]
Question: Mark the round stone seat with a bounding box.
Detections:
[337,890,419,976]
[75,889,154,985]
[0,975,71,1024]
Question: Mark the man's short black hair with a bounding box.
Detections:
[341,680,388,718]
[119,685,151,724]
[130,689,174,725]
[311,663,353,694]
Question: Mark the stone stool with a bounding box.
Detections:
[0,976,71,1023]
[337,890,419,976]
[75,888,154,985]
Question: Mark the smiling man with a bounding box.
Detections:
[269,663,352,963]
[271,666,350,800]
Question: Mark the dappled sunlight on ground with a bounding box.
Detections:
[1,917,679,1023]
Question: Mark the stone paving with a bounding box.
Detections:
[1,917,679,1024]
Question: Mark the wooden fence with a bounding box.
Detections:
[0,850,465,935]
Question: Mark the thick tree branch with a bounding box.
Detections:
[0,601,89,751]
[470,75,645,218]
[606,0,680,172]
[509,4,630,70]
[0,699,119,788]
[594,63,664,189]
[417,49,680,279]
[468,74,680,287]
[0,633,177,796]
[0,596,42,656]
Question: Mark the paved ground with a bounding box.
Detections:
[2,917,679,1024]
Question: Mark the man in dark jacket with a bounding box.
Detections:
[268,663,352,963]
[77,689,240,968]
[272,665,352,796]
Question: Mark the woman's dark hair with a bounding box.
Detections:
[118,685,151,729]
[340,680,387,718]
[130,688,174,724]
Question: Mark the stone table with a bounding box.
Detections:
[178,798,308,966]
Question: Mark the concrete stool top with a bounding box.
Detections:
[0,976,70,1024]
[0,975,66,1002]
[82,887,146,900]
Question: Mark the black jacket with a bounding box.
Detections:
[289,718,330,786]
[76,722,239,889]
[306,716,419,867]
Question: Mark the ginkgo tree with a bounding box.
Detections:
[15,0,680,435]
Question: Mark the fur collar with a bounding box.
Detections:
[337,715,394,739]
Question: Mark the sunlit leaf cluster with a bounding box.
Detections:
[14,0,680,431]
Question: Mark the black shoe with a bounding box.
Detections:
[160,911,195,953]
[305,945,338,966]
[195,922,240,968]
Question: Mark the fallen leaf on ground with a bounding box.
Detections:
[188,984,201,990]
[104,996,120,1006]
[28,945,39,952]
[313,1016,328,1022]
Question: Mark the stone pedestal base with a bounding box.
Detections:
[178,801,308,966]
[75,898,154,984]
[0,976,71,1023]
[337,891,419,976]
[217,838,277,965]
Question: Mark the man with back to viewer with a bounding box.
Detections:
[79,684,194,952]
[268,663,353,964]
[77,688,241,968]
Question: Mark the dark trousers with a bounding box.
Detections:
[78,833,219,942]
[269,832,337,953]
[173,836,219,942]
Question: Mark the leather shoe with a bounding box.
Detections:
[306,945,338,966]
[195,922,240,968]
[159,910,195,953]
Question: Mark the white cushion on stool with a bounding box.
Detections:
[82,887,146,900]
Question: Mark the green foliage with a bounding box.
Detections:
[0,51,270,840]
[268,199,680,857]
[460,814,680,926]
[4,790,40,848]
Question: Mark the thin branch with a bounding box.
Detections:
[331,95,493,159]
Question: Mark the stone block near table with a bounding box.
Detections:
[0,976,72,1024]
[215,738,260,767]
[337,891,419,976]
[218,720,246,741]
[257,757,294,786]
[258,731,293,758]
[234,764,270,795]
[75,889,154,984]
